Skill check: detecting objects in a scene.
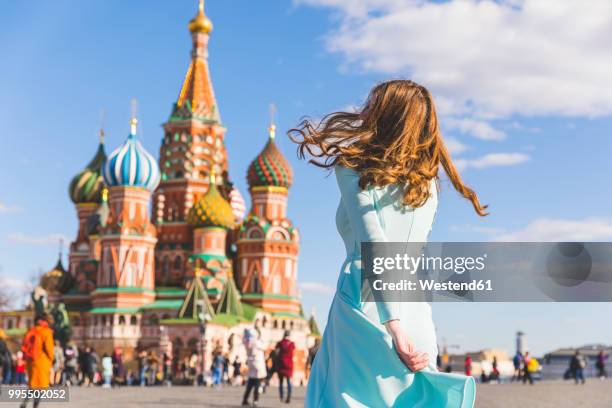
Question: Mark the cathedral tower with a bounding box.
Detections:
[237,123,301,316]
[94,117,161,309]
[153,0,230,287]
[67,130,106,277]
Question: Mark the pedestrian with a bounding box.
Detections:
[83,347,99,386]
[52,340,64,385]
[0,330,13,384]
[162,352,172,386]
[232,357,243,386]
[241,328,267,407]
[137,350,147,386]
[306,338,320,381]
[187,350,198,384]
[211,349,224,387]
[596,350,608,380]
[63,341,79,386]
[15,351,27,385]
[101,353,112,388]
[464,355,472,377]
[112,347,124,386]
[20,313,54,408]
[570,350,586,385]
[147,351,160,385]
[522,351,534,385]
[223,353,230,385]
[264,347,279,392]
[276,330,296,404]
[511,352,522,382]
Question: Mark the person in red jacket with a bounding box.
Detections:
[275,330,295,404]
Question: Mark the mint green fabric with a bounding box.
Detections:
[305,165,475,408]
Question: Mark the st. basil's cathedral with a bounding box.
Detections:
[0,1,320,382]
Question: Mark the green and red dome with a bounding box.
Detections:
[247,127,293,189]
[69,140,106,204]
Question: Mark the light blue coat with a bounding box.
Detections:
[305,165,475,408]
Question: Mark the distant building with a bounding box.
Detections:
[448,349,514,377]
[542,344,612,380]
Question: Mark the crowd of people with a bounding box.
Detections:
[0,314,309,407]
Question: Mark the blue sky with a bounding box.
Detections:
[1,0,611,356]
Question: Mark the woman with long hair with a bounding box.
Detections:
[290,80,485,407]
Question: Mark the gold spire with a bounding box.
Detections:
[130,98,138,135]
[101,187,109,202]
[268,103,277,140]
[210,168,216,185]
[99,128,105,144]
[189,0,213,34]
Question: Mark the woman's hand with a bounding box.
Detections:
[385,319,430,372]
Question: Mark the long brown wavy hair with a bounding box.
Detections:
[288,79,488,216]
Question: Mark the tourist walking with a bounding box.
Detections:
[0,330,12,384]
[263,347,279,392]
[63,341,79,386]
[464,356,472,377]
[522,352,534,385]
[276,330,295,404]
[596,350,608,380]
[162,352,172,385]
[137,350,148,386]
[101,353,113,388]
[83,347,99,386]
[52,340,64,385]
[112,347,125,385]
[20,313,54,408]
[211,349,224,387]
[570,350,586,385]
[232,357,243,385]
[511,351,523,382]
[241,328,267,407]
[292,80,483,407]
[14,351,26,385]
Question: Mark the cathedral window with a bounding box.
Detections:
[173,256,183,271]
[118,316,126,325]
[130,316,138,326]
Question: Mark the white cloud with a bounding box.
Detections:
[8,233,68,246]
[495,218,612,241]
[0,202,23,214]
[299,281,335,295]
[444,137,469,155]
[299,0,612,118]
[455,152,529,170]
[445,118,506,141]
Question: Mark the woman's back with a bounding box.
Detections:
[335,165,438,258]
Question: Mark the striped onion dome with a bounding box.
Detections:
[103,120,161,191]
[229,187,246,223]
[247,125,293,189]
[69,138,106,204]
[187,175,235,229]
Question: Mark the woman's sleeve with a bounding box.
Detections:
[335,166,401,323]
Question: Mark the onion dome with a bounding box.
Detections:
[69,130,106,204]
[247,124,293,189]
[188,0,213,34]
[103,118,161,191]
[229,187,246,223]
[187,172,235,229]
[40,252,72,295]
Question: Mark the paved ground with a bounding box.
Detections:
[3,379,611,407]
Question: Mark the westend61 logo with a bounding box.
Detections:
[361,242,612,302]
[372,253,487,275]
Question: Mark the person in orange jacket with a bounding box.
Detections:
[20,313,54,408]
